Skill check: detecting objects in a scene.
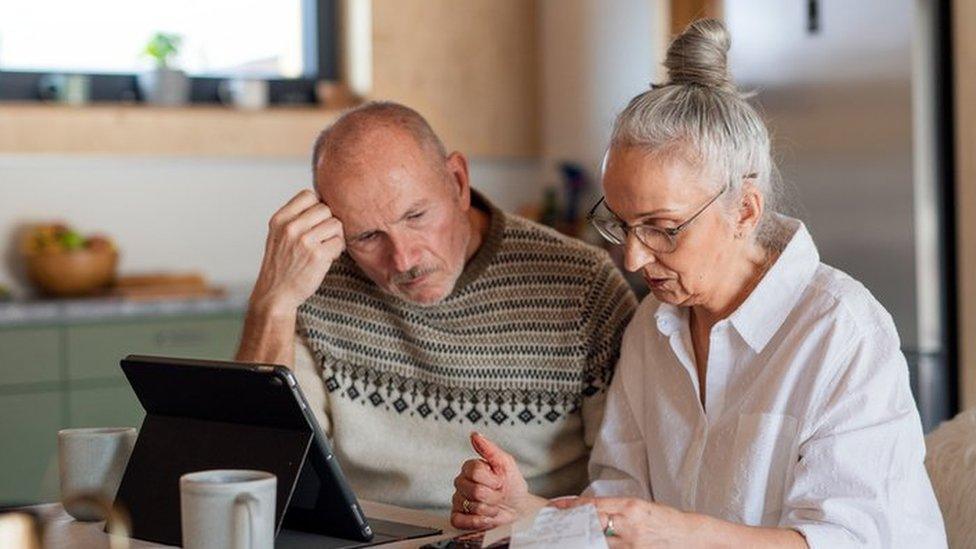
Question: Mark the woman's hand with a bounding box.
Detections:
[550,497,807,548]
[450,432,534,530]
[550,496,695,548]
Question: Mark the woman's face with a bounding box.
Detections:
[601,146,741,307]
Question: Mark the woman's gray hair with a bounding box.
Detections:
[611,19,787,249]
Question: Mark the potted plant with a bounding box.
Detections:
[138,32,189,106]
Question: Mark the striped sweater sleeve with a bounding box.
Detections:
[580,255,637,447]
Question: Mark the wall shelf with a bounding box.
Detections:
[0,103,342,157]
[0,1,541,159]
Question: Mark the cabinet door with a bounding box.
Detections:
[0,391,63,505]
[68,383,144,430]
[66,316,243,381]
[0,327,61,385]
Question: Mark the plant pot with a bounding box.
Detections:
[138,68,190,106]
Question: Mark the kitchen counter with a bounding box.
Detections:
[0,288,250,328]
[0,289,250,505]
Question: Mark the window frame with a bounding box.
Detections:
[0,0,338,105]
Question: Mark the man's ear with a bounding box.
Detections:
[445,151,472,209]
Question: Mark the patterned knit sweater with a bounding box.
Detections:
[292,192,637,511]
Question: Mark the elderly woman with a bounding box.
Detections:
[449,19,947,548]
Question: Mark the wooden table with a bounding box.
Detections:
[30,500,458,548]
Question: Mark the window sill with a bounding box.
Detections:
[0,103,343,157]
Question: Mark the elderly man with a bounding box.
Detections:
[235,101,636,511]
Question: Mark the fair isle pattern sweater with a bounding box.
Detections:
[293,193,637,511]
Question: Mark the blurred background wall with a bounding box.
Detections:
[0,0,663,296]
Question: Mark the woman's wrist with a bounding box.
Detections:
[683,512,729,548]
[686,512,807,548]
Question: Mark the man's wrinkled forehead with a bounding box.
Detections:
[317,145,441,208]
[316,148,449,239]
[317,125,442,190]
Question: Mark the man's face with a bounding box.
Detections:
[316,130,474,305]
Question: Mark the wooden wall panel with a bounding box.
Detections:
[370,0,539,158]
[953,0,976,409]
[669,0,723,36]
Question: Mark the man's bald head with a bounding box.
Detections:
[311,101,448,189]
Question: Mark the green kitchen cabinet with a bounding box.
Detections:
[0,312,244,505]
[0,327,61,386]
[66,316,243,381]
[68,383,144,430]
[0,391,63,504]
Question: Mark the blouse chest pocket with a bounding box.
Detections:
[717,413,799,526]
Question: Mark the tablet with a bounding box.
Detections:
[115,354,440,547]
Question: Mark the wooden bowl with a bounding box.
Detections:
[25,248,118,297]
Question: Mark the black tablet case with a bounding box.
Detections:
[114,356,313,545]
[113,355,441,548]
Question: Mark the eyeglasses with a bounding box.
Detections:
[586,183,731,254]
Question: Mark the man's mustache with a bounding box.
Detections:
[392,265,438,285]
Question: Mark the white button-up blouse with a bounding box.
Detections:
[585,217,947,548]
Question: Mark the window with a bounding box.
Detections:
[0,0,337,103]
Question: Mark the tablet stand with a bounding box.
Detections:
[114,413,312,546]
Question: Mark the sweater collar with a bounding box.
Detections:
[445,189,505,299]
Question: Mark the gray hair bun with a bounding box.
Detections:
[663,19,735,93]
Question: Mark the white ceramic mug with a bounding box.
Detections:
[180,469,276,549]
[58,427,137,521]
[218,79,269,110]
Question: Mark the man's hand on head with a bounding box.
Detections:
[236,189,345,366]
[250,189,345,315]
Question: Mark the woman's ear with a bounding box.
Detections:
[736,180,765,237]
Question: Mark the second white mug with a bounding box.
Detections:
[180,469,276,549]
[58,426,137,521]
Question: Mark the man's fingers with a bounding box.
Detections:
[470,502,501,518]
[451,491,466,512]
[461,459,502,489]
[450,511,496,531]
[283,204,338,242]
[316,237,345,265]
[469,432,513,473]
[302,217,345,250]
[451,492,501,518]
[272,189,321,228]
[454,477,503,505]
[294,202,337,231]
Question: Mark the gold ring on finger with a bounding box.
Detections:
[462,498,472,513]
